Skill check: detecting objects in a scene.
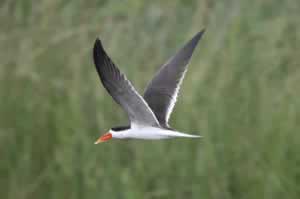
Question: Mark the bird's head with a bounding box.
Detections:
[94,126,130,144]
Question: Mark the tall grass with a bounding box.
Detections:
[1,0,300,198]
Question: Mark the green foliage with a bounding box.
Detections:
[1,0,300,198]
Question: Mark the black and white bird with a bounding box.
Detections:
[94,30,205,144]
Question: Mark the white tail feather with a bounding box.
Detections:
[170,131,202,138]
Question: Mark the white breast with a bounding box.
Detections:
[112,125,200,140]
[123,126,171,139]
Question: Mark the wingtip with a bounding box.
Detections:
[194,29,206,41]
[93,37,107,59]
[93,37,106,67]
[94,38,103,50]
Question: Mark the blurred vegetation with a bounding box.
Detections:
[1,0,300,198]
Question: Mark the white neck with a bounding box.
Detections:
[110,129,130,139]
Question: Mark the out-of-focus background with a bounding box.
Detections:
[1,0,300,198]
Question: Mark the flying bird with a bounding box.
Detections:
[93,30,205,144]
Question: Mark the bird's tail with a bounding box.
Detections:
[171,131,202,138]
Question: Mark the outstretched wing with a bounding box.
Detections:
[93,39,160,127]
[143,30,205,127]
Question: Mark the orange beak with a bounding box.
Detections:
[94,133,112,144]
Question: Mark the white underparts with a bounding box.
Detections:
[111,125,201,140]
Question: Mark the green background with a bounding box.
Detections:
[1,0,300,198]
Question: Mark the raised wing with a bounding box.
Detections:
[143,30,205,127]
[93,39,160,127]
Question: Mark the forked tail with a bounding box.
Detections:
[171,131,202,138]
